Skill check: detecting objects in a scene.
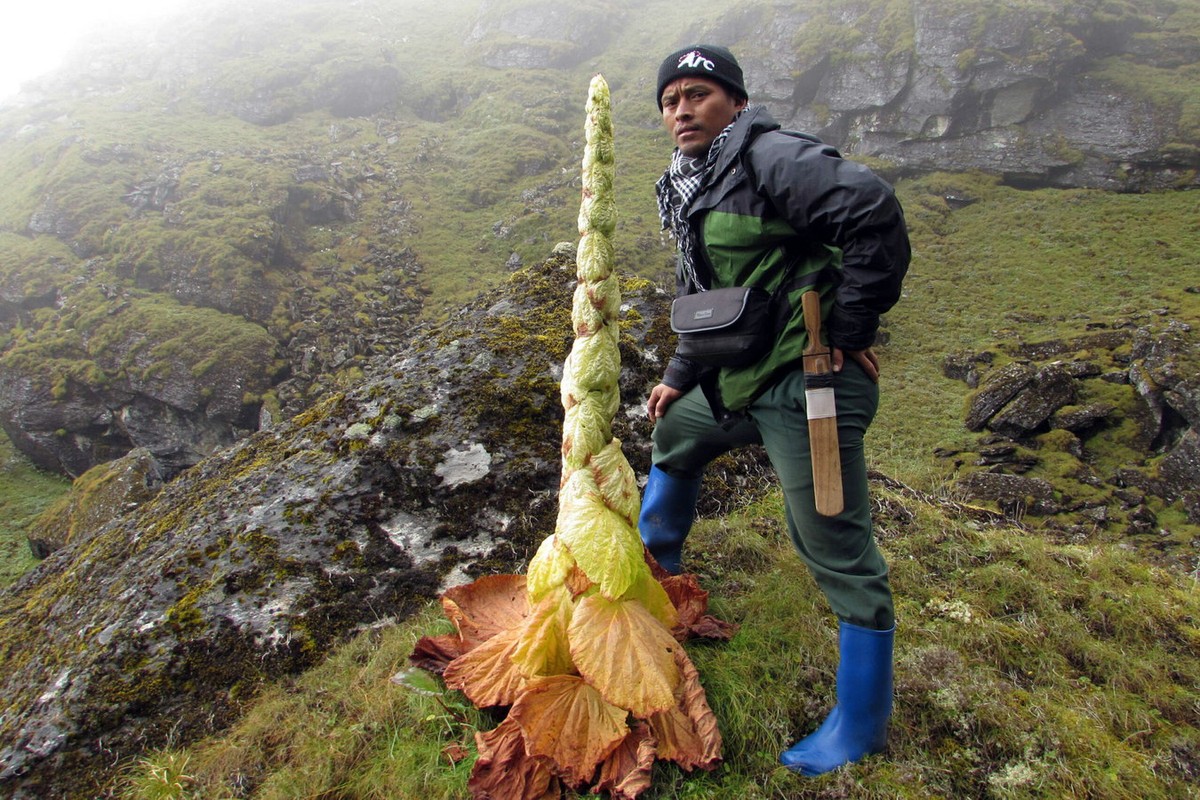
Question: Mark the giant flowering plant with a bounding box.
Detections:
[410,75,733,800]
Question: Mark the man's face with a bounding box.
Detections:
[660,76,747,158]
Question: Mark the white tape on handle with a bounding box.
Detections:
[805,387,836,420]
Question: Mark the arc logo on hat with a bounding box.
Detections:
[656,44,746,109]
[676,50,716,72]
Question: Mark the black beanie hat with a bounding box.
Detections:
[656,45,746,110]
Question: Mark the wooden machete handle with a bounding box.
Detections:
[801,291,844,517]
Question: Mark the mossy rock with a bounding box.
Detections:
[0,246,760,798]
[26,448,165,557]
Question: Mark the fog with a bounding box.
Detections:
[0,0,189,101]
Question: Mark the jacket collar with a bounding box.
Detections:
[709,104,781,176]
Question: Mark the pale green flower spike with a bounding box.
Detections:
[425,77,722,799]
[543,74,651,604]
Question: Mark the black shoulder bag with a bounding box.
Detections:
[670,285,775,368]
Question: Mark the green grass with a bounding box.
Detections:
[870,173,1200,485]
[0,438,69,587]
[117,483,1200,799]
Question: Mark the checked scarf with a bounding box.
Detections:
[654,109,746,292]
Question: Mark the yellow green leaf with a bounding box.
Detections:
[511,585,576,679]
[561,394,617,470]
[575,232,614,283]
[578,190,617,236]
[557,468,643,600]
[619,567,678,631]
[572,282,606,337]
[582,274,621,326]
[589,439,640,527]
[563,326,620,395]
[568,593,680,717]
[526,535,575,604]
[510,674,629,787]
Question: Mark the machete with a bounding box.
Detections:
[801,290,844,516]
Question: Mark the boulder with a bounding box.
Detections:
[1158,429,1200,523]
[1130,320,1200,426]
[965,361,1035,431]
[1051,403,1116,434]
[988,363,1077,438]
[942,350,994,387]
[26,449,165,557]
[954,472,1057,517]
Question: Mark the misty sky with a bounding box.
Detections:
[1,0,188,101]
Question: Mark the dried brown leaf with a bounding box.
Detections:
[594,721,657,800]
[408,633,466,675]
[469,717,561,800]
[442,574,530,649]
[661,573,738,642]
[647,646,722,771]
[510,674,629,787]
[443,626,526,708]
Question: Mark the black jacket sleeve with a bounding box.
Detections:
[748,133,911,351]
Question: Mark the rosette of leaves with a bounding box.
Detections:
[410,75,734,800]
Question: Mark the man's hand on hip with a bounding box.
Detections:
[833,347,880,382]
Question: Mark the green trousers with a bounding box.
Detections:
[650,362,894,630]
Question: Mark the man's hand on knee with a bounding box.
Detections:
[647,383,684,421]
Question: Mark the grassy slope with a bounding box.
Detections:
[119,484,1200,799]
[112,172,1200,799]
[0,438,68,585]
[114,160,1200,800]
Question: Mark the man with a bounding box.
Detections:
[640,45,911,776]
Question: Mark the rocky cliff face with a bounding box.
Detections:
[466,0,622,68]
[720,1,1200,190]
[470,0,1200,189]
[0,299,276,478]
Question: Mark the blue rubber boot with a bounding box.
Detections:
[780,621,894,776]
[638,466,702,574]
